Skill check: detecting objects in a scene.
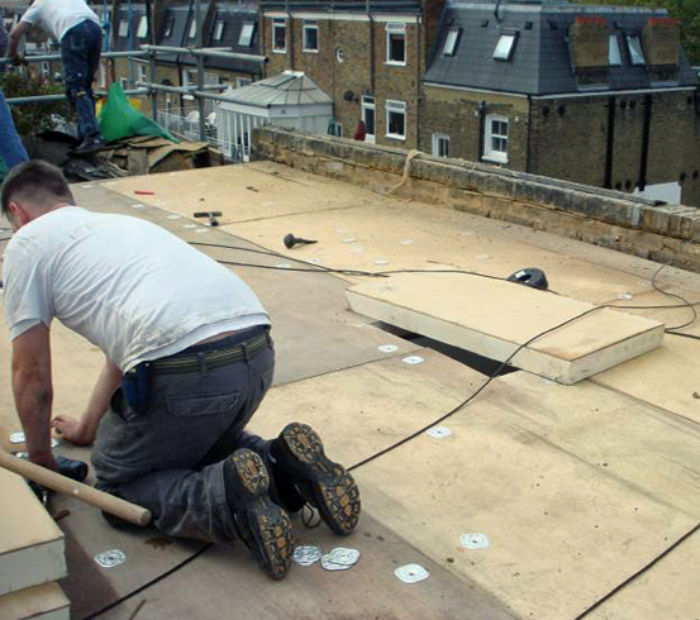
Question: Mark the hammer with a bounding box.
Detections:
[193,211,222,227]
[0,450,151,526]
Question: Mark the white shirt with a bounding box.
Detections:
[2,207,269,371]
[21,0,99,42]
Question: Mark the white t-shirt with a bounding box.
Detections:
[2,207,269,371]
[21,0,99,42]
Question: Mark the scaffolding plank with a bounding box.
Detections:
[0,582,70,620]
[0,467,66,595]
[347,273,664,384]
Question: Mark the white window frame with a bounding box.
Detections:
[361,95,376,144]
[493,33,517,61]
[609,34,622,66]
[385,23,406,66]
[239,23,255,47]
[189,19,197,39]
[432,133,450,158]
[137,15,148,39]
[236,76,251,88]
[40,61,50,78]
[442,27,461,56]
[136,62,147,84]
[330,121,342,137]
[118,19,129,37]
[99,62,107,89]
[626,35,646,66]
[272,18,287,53]
[303,21,319,53]
[214,19,225,41]
[182,69,197,100]
[385,99,406,140]
[120,77,129,90]
[483,114,509,164]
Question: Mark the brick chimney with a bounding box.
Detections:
[569,16,609,68]
[643,17,680,66]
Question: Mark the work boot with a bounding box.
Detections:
[224,449,294,580]
[74,134,104,155]
[270,422,361,535]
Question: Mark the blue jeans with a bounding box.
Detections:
[0,88,28,177]
[92,326,275,543]
[60,19,102,140]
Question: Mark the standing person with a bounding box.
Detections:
[8,0,103,153]
[0,21,29,177]
[1,160,361,579]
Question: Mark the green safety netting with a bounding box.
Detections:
[99,82,178,143]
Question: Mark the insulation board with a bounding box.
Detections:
[0,582,69,620]
[346,273,665,384]
[0,468,66,596]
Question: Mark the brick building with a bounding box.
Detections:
[422,0,700,206]
[260,0,445,148]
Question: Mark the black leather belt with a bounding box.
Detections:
[150,331,269,374]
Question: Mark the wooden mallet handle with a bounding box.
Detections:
[0,450,151,526]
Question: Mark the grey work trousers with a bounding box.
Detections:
[92,326,274,543]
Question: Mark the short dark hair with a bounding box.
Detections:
[1,160,74,217]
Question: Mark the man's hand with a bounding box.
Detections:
[52,415,94,446]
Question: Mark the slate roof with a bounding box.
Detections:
[261,0,420,14]
[424,0,697,95]
[216,71,332,108]
[179,2,261,74]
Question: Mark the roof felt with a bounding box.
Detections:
[217,71,332,107]
[425,0,697,95]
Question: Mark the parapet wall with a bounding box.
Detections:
[252,126,700,272]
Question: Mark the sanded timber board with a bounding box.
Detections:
[0,468,66,595]
[346,273,664,384]
[0,582,69,620]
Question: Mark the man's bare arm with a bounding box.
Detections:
[53,355,122,445]
[12,324,56,470]
[8,22,30,60]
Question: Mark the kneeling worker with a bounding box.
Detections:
[1,161,360,579]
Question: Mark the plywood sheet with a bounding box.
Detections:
[589,528,700,620]
[0,468,65,595]
[100,161,379,225]
[592,334,700,425]
[348,273,665,384]
[248,348,485,466]
[96,513,515,620]
[0,582,69,620]
[353,408,697,619]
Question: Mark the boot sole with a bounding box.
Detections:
[228,450,294,580]
[279,423,361,535]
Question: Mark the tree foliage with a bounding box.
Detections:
[577,0,700,64]
[0,71,73,138]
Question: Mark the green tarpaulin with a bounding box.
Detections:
[99,83,178,144]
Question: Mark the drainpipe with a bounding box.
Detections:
[604,95,615,189]
[367,0,374,95]
[638,93,652,192]
[195,0,206,140]
[477,100,485,160]
[414,14,420,149]
[526,94,532,173]
[286,0,294,70]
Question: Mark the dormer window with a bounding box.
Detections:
[239,23,255,47]
[609,34,622,65]
[137,16,148,39]
[118,19,129,37]
[626,35,646,65]
[442,27,461,56]
[493,33,517,61]
[163,17,174,38]
[214,19,225,41]
[189,19,197,39]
